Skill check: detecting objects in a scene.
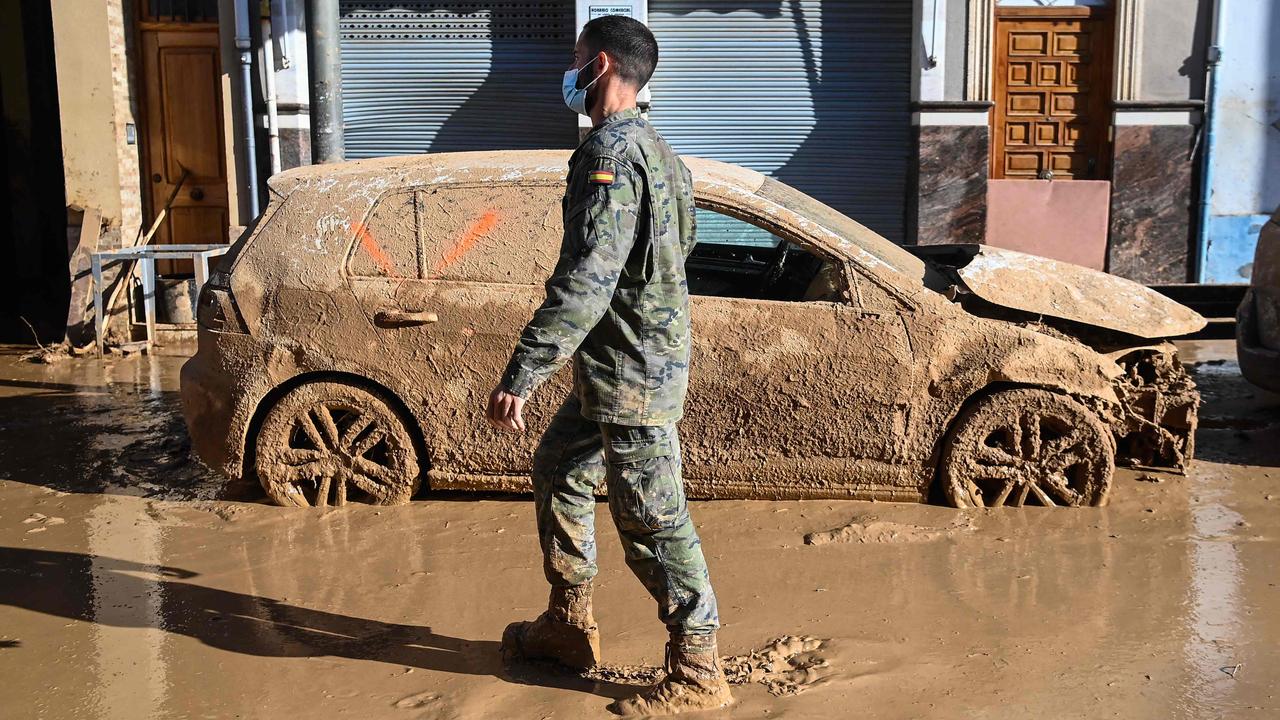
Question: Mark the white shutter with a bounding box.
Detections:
[648,1,911,241]
[339,1,577,158]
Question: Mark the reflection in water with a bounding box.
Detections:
[1184,468,1244,712]
[88,497,168,719]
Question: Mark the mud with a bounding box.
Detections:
[184,151,1201,508]
[1,341,1278,719]
[803,515,974,545]
[952,246,1206,339]
[533,635,831,697]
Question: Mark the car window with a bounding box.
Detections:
[420,184,562,284]
[695,208,782,248]
[688,204,845,303]
[348,191,421,279]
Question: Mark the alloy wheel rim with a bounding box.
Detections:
[957,408,1100,508]
[270,401,406,507]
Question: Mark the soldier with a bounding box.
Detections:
[484,14,733,716]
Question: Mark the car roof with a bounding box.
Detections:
[267,150,767,197]
[267,150,929,288]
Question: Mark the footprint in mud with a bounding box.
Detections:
[394,689,458,718]
[803,515,974,545]
[21,513,66,533]
[394,690,441,708]
[722,635,832,696]
[582,635,833,697]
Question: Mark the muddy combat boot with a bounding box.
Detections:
[611,634,734,716]
[501,583,601,670]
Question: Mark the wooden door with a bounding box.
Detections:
[139,25,228,274]
[992,7,1113,180]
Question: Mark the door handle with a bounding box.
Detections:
[375,310,439,326]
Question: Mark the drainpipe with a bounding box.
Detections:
[305,0,345,163]
[1194,0,1224,283]
[260,0,282,176]
[234,0,261,217]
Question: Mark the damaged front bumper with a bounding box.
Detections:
[1106,343,1199,472]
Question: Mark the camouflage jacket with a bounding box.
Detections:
[501,108,698,425]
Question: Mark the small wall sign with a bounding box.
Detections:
[589,5,632,19]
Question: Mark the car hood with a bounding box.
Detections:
[939,245,1206,339]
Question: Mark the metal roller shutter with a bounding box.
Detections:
[648,1,911,242]
[339,1,576,158]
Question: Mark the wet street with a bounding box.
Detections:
[0,342,1277,719]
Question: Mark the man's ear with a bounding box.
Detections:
[595,50,611,77]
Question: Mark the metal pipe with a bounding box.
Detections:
[305,0,344,163]
[1194,0,1225,283]
[260,2,282,176]
[234,0,261,217]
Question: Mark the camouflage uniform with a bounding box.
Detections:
[501,108,719,637]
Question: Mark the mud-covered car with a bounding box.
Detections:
[1237,206,1280,392]
[181,151,1205,510]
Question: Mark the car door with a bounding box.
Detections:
[681,205,918,499]
[345,183,571,486]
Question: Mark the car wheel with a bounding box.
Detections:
[254,381,421,507]
[940,388,1114,508]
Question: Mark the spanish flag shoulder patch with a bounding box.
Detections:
[588,169,616,185]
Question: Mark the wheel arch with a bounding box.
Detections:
[241,370,431,492]
[924,380,1114,504]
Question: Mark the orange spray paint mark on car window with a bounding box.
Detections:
[353,221,398,278]
[430,210,500,279]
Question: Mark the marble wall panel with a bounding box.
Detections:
[1108,124,1196,284]
[915,125,989,245]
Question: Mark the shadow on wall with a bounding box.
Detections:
[1177,0,1211,99]
[770,0,910,243]
[340,2,910,239]
[340,1,578,157]
[649,0,911,241]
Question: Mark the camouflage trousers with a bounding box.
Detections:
[531,395,720,636]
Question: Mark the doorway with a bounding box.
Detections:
[0,0,69,342]
[137,0,228,274]
[991,5,1113,180]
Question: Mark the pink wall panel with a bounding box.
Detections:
[985,179,1111,270]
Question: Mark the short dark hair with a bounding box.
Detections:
[580,15,658,88]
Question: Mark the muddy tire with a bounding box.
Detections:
[940,388,1114,508]
[254,381,421,507]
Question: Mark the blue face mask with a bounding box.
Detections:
[562,57,601,116]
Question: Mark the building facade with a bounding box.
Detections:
[4,0,1277,342]
[268,0,1280,283]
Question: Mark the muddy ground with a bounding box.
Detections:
[0,341,1277,719]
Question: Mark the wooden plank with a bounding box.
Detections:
[63,208,102,348]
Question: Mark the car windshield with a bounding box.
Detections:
[755,177,941,289]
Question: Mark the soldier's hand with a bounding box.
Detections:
[486,385,527,433]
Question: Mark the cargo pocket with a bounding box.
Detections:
[603,426,686,532]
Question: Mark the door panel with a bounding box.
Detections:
[993,8,1112,180]
[343,185,571,483]
[140,29,228,273]
[679,295,916,496]
[340,182,919,497]
[396,281,571,482]
[158,49,222,177]
[169,206,228,246]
